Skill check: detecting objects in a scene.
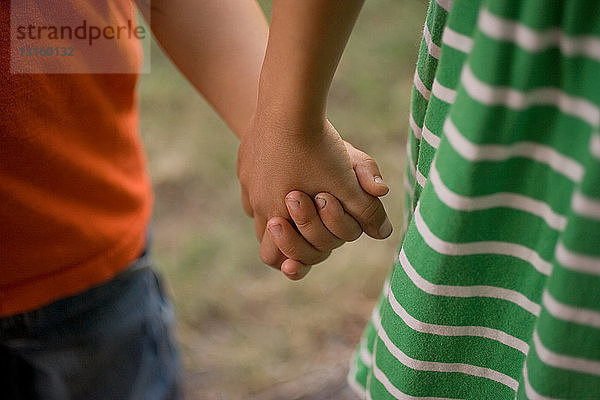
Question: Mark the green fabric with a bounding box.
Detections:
[349,1,600,398]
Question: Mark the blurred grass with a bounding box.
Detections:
[139,0,427,398]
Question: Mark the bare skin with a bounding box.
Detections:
[139,0,392,278]
[239,0,393,276]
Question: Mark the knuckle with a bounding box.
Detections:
[279,243,296,259]
[358,197,383,225]
[334,219,362,242]
[292,215,313,229]
[311,237,340,253]
[274,236,300,260]
[259,247,281,267]
[347,227,362,242]
[260,253,280,268]
[310,250,331,265]
[358,155,376,166]
[289,246,326,266]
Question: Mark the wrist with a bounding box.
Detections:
[255,84,328,134]
[252,104,330,142]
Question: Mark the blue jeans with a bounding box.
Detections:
[0,253,182,400]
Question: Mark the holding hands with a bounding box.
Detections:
[145,0,390,280]
[236,0,392,279]
[238,113,392,280]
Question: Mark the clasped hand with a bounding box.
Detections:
[237,113,392,280]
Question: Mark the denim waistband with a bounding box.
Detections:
[0,252,153,342]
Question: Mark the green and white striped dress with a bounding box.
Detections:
[349,1,600,398]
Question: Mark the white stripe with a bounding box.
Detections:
[372,361,460,400]
[406,137,417,181]
[414,69,431,101]
[399,248,541,317]
[372,306,382,329]
[416,167,427,188]
[405,143,417,200]
[533,331,600,377]
[461,64,600,127]
[410,113,423,140]
[348,353,367,398]
[443,117,584,183]
[478,8,600,63]
[383,278,391,296]
[591,134,600,160]
[572,190,600,222]
[366,351,375,400]
[360,338,374,368]
[423,23,441,59]
[422,125,441,149]
[555,241,600,276]
[522,362,562,400]
[414,204,553,276]
[442,26,473,54]
[394,246,401,266]
[367,386,374,400]
[347,374,366,399]
[432,79,457,104]
[429,160,567,231]
[373,311,519,391]
[404,169,415,200]
[435,0,452,12]
[388,288,529,354]
[542,291,600,330]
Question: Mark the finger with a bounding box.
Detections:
[280,259,312,281]
[340,191,393,240]
[345,141,389,197]
[313,192,363,242]
[257,216,286,268]
[267,217,330,266]
[285,191,344,252]
[259,226,286,268]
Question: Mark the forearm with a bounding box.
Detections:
[138,0,268,138]
[257,0,365,128]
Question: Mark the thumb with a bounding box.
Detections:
[344,141,389,197]
[340,189,393,240]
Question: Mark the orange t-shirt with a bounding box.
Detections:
[0,2,152,316]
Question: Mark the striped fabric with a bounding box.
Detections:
[349,1,600,399]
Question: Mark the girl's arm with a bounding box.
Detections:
[238,0,392,274]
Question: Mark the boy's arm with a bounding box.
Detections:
[135,0,267,137]
[238,0,392,271]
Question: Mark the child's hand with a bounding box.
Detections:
[267,141,391,280]
[237,114,392,275]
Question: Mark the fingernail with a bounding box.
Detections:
[283,264,311,279]
[315,196,326,209]
[281,262,298,276]
[378,218,393,237]
[282,265,297,276]
[285,196,300,210]
[268,223,282,238]
[374,176,388,188]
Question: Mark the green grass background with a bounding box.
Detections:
[139,1,428,398]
